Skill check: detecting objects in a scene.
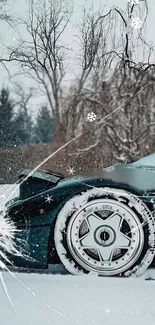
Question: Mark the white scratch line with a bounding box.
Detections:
[44,302,70,319]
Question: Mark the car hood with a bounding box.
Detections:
[102,163,155,191]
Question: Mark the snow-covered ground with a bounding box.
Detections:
[1,185,155,325]
[1,272,155,325]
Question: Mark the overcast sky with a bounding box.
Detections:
[0,0,155,115]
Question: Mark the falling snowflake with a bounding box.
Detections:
[87,112,97,122]
[131,17,143,29]
[67,167,75,175]
[45,195,54,203]
[128,0,140,5]
[105,308,111,314]
[0,194,5,199]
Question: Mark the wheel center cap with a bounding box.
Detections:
[94,225,116,247]
[100,231,110,241]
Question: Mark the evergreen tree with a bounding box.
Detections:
[12,110,33,145]
[34,105,55,143]
[0,87,33,147]
[0,88,14,147]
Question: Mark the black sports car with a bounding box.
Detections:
[2,153,155,277]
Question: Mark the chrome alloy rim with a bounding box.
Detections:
[67,199,145,275]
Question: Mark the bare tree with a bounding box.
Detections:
[1,1,115,139]
[65,0,155,162]
[0,0,15,74]
[108,0,155,73]
[73,66,155,162]
[1,0,73,134]
[62,6,113,141]
[12,82,34,117]
[62,0,153,142]
[103,68,155,161]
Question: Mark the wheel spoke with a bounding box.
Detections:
[106,213,122,230]
[98,246,114,261]
[87,213,104,230]
[80,232,94,248]
[116,233,131,248]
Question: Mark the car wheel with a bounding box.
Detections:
[54,187,155,277]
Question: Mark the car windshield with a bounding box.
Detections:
[132,153,155,167]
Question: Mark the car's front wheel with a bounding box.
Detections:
[54,187,155,277]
